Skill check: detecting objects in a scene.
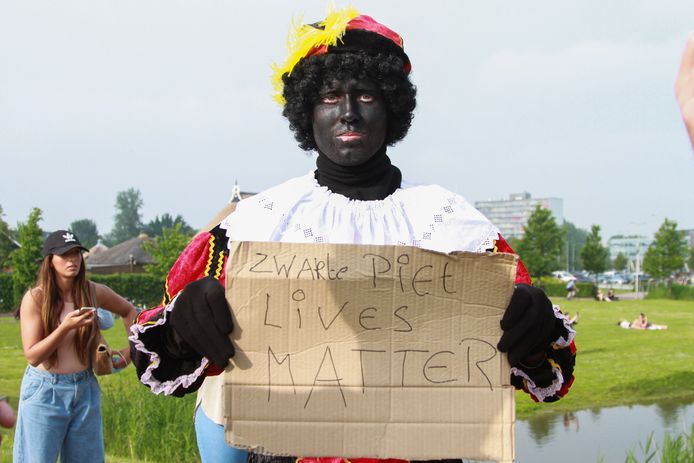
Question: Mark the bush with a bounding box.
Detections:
[532,277,596,299]
[0,273,14,312]
[646,283,694,300]
[0,272,165,313]
[89,273,164,308]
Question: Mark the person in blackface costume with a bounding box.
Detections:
[129,7,576,463]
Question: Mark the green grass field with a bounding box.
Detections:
[515,298,694,417]
[1,297,693,462]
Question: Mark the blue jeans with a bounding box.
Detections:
[195,405,248,463]
[13,365,103,463]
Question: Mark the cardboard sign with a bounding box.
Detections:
[224,241,517,462]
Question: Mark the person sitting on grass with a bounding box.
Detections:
[631,312,668,330]
[595,288,611,302]
[618,313,668,330]
[606,289,618,301]
[630,312,649,329]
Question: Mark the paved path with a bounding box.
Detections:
[610,292,645,300]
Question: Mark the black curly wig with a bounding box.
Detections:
[281,34,417,152]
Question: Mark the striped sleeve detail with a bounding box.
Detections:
[131,224,231,394]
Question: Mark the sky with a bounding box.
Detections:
[1,0,693,242]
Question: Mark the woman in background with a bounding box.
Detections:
[13,230,137,463]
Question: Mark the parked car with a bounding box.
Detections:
[552,271,576,282]
[573,272,594,283]
[593,272,631,285]
[605,272,632,285]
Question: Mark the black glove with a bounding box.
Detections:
[497,284,557,367]
[166,276,236,369]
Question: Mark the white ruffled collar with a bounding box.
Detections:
[220,172,499,254]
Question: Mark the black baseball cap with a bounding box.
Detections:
[42,230,89,257]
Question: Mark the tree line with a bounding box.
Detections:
[1,199,692,307]
[513,205,693,282]
[0,188,195,306]
[66,187,194,248]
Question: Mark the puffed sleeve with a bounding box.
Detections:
[129,225,229,396]
[494,235,577,402]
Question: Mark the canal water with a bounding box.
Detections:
[515,399,694,462]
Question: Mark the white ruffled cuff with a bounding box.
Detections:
[128,295,209,395]
[510,361,565,402]
[553,304,576,348]
[509,305,575,402]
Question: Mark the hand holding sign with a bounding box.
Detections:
[497,284,558,367]
[168,276,236,368]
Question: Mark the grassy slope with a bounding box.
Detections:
[1,297,693,462]
[516,298,694,417]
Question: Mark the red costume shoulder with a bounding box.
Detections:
[494,235,531,285]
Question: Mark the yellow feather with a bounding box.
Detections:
[271,5,360,105]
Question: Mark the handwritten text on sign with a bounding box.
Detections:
[224,241,517,460]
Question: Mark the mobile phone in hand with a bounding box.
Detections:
[79,307,96,314]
